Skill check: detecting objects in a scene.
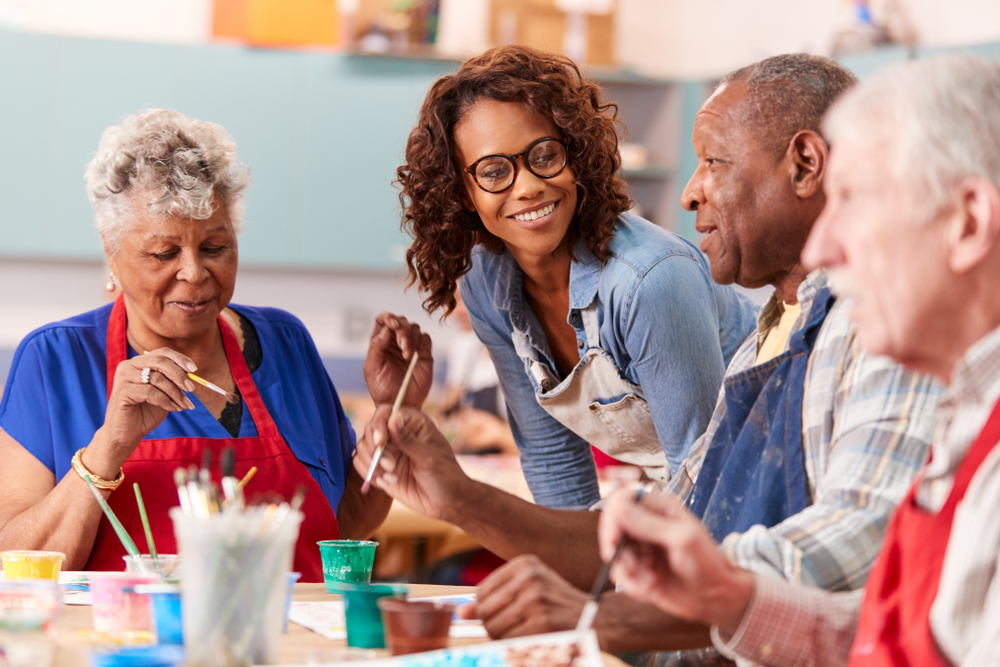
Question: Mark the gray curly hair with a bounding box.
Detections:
[85,109,251,254]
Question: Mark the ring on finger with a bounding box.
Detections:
[140,367,151,384]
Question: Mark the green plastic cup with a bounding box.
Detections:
[316,540,378,593]
[339,583,406,649]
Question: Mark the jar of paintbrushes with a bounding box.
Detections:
[171,500,301,667]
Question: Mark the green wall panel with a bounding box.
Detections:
[0,30,455,269]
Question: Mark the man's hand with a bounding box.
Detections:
[598,489,755,636]
[363,313,433,409]
[353,407,470,522]
[456,554,589,638]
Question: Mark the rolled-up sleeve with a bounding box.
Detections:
[713,575,862,667]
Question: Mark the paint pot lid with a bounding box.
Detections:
[90,644,185,666]
[131,584,180,595]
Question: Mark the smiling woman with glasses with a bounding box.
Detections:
[372,45,758,511]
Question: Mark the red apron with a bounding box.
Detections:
[84,295,339,582]
[848,396,1000,666]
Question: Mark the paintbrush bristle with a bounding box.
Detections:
[224,390,241,405]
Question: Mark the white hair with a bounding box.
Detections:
[824,55,1000,223]
[85,109,251,254]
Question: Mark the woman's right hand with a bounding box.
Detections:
[91,348,197,472]
[363,312,434,410]
[353,406,470,522]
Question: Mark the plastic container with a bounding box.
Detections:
[316,540,377,593]
[0,551,65,581]
[283,572,302,633]
[133,584,182,645]
[172,507,301,667]
[378,599,454,655]
[339,583,406,649]
[90,573,159,634]
[0,581,61,667]
[123,555,182,581]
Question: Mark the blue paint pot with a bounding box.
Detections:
[90,644,185,666]
[284,572,302,633]
[133,584,182,645]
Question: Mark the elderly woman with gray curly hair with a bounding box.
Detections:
[0,109,399,579]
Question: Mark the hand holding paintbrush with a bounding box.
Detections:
[361,350,420,494]
[576,483,654,634]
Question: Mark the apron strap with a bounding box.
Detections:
[104,298,281,439]
[106,295,128,399]
[216,314,282,439]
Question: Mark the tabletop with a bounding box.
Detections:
[51,582,629,666]
[53,583,475,666]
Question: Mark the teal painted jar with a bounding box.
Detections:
[316,540,378,593]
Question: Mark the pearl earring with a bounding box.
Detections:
[106,273,116,292]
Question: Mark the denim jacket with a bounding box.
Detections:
[459,212,758,508]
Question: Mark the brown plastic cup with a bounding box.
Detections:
[378,599,455,656]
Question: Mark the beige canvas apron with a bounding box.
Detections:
[513,302,670,483]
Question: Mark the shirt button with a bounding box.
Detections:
[578,340,584,349]
[319,456,326,467]
[570,312,579,322]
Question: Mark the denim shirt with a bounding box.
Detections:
[459,212,758,508]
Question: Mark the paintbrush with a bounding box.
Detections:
[174,467,192,515]
[361,350,419,494]
[186,464,207,518]
[83,474,141,558]
[236,466,257,492]
[137,349,239,405]
[575,483,653,634]
[186,372,240,405]
[220,447,242,510]
[133,482,159,561]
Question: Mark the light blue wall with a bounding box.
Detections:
[0,30,455,269]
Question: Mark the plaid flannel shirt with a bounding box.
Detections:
[667,270,941,591]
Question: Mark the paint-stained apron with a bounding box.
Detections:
[514,302,669,483]
[687,288,836,542]
[84,295,338,582]
[848,395,1000,666]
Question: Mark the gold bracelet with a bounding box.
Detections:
[71,448,124,491]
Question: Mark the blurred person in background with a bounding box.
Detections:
[438,286,516,456]
[0,109,395,580]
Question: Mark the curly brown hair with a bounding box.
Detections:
[397,45,632,316]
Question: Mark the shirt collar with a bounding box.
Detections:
[755,269,828,344]
[493,239,601,312]
[941,322,1000,410]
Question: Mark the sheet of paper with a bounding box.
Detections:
[268,628,603,666]
[58,571,93,605]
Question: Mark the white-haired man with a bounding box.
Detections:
[600,54,1000,666]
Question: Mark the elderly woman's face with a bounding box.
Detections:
[108,202,238,342]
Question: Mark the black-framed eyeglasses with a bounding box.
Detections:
[463,137,568,194]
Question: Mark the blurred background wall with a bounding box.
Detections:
[2,0,999,407]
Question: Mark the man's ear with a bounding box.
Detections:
[948,177,1000,274]
[788,130,827,199]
